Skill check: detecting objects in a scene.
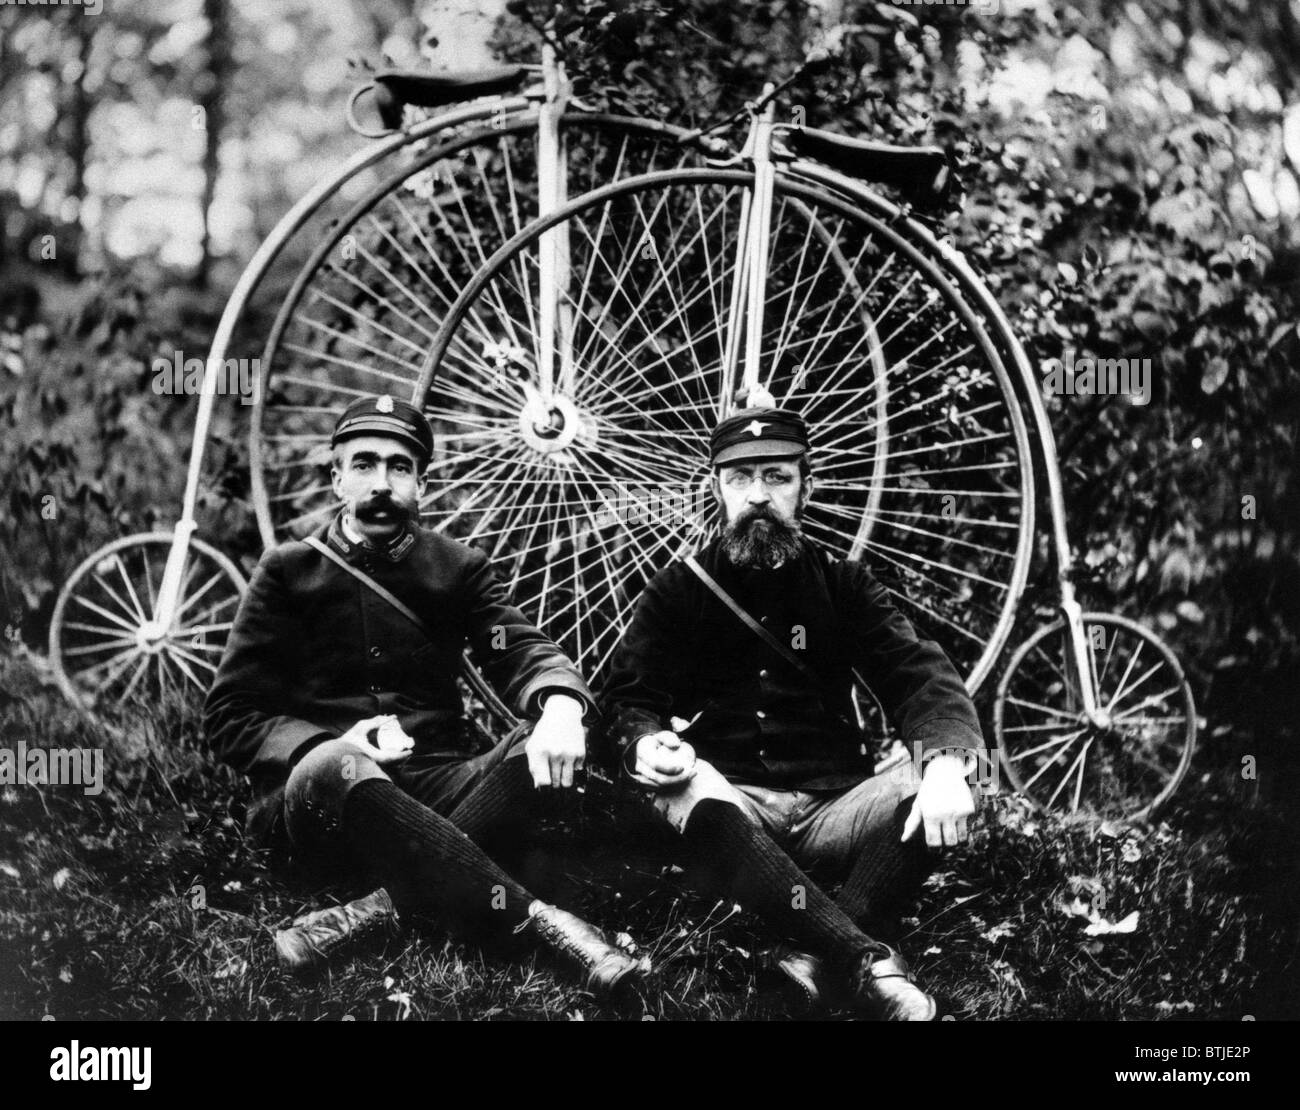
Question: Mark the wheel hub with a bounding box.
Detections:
[518,393,594,455]
[135,621,169,654]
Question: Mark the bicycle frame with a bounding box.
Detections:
[534,43,575,402]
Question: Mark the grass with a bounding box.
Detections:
[1,646,1295,1021]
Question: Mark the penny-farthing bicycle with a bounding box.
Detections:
[50,38,1196,821]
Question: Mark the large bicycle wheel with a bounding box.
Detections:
[250,112,708,547]
[49,533,247,712]
[416,168,1036,688]
[993,612,1197,821]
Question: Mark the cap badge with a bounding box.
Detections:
[376,394,395,414]
[745,419,769,437]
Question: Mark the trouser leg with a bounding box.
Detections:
[787,765,934,946]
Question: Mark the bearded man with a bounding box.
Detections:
[600,407,986,1019]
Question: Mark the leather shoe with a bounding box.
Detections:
[275,888,399,972]
[848,943,937,1021]
[523,901,649,998]
[762,945,824,1012]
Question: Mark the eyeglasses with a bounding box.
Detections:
[720,469,797,491]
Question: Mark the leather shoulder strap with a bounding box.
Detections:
[305,535,434,638]
[683,554,821,685]
[685,552,895,742]
[304,535,518,728]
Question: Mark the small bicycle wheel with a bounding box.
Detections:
[993,612,1197,821]
[416,168,1035,688]
[251,111,707,546]
[49,533,247,711]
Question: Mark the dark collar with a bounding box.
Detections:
[325,509,418,565]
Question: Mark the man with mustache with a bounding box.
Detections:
[600,407,985,1018]
[205,395,646,997]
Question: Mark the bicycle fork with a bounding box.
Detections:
[722,87,779,414]
[1059,587,1109,726]
[535,41,574,403]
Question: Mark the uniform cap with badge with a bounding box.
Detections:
[709,407,809,467]
[331,394,435,464]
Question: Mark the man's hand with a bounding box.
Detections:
[525,693,587,788]
[337,715,413,767]
[631,730,697,789]
[902,751,977,847]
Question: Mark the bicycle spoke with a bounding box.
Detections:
[64,637,139,658]
[118,654,152,705]
[1007,726,1089,763]
[1020,730,1088,793]
[72,593,140,636]
[1045,738,1090,811]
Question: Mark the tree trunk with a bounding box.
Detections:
[196,0,231,289]
[62,19,94,279]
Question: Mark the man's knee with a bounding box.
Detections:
[651,760,756,835]
[802,764,920,868]
[284,738,389,846]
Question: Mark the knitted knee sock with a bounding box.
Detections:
[446,756,540,847]
[340,778,534,935]
[835,797,934,946]
[682,798,880,970]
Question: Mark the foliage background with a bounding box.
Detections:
[0,0,1297,1018]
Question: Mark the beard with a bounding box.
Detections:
[720,502,805,570]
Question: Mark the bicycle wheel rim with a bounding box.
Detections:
[994,613,1197,820]
[49,533,247,711]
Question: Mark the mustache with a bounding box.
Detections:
[733,502,787,529]
[355,495,407,519]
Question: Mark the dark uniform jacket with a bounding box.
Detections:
[204,511,594,842]
[600,536,984,790]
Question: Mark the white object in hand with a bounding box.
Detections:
[374,716,414,753]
